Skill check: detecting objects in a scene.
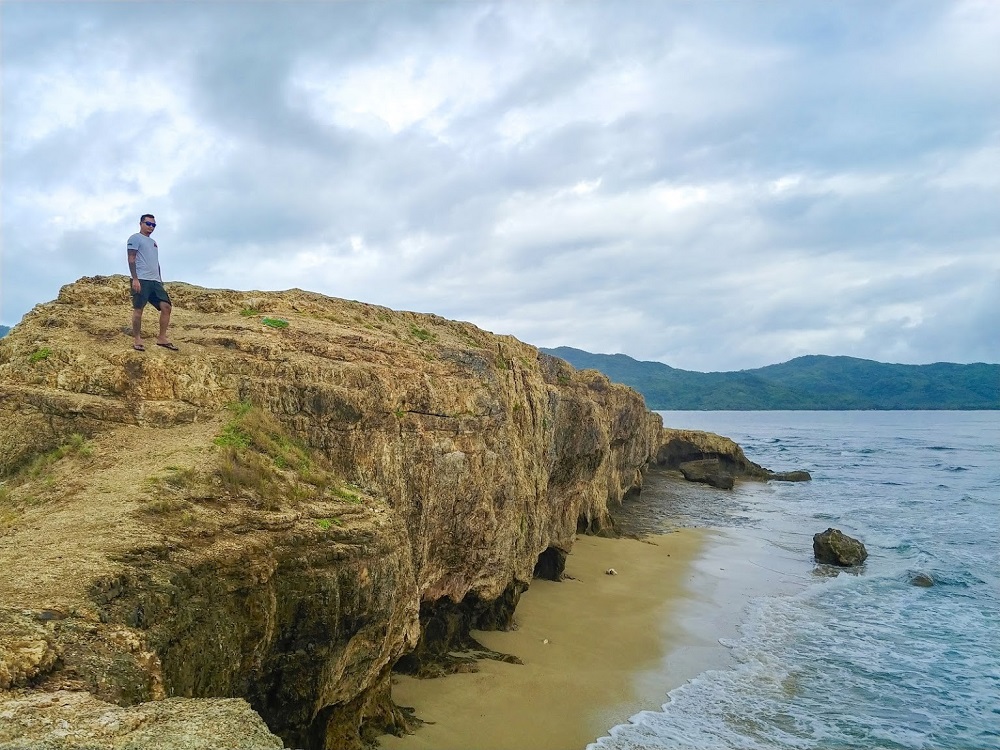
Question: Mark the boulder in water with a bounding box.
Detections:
[770,470,812,482]
[813,528,868,566]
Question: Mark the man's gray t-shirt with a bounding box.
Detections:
[127,233,161,281]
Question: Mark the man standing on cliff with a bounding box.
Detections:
[127,213,178,351]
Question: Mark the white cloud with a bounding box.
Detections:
[2,0,999,371]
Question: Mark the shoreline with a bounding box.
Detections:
[379,526,810,750]
[379,528,804,750]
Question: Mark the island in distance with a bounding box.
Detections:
[541,347,999,411]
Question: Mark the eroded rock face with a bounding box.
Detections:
[813,528,868,567]
[0,612,59,691]
[0,276,662,749]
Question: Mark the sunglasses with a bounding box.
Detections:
[143,221,156,228]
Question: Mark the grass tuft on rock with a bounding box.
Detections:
[409,325,436,343]
[210,402,354,509]
[17,433,93,479]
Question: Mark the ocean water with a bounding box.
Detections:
[594,411,1000,750]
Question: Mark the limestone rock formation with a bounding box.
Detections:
[0,690,284,749]
[677,459,735,489]
[0,276,662,750]
[657,428,811,488]
[813,528,868,566]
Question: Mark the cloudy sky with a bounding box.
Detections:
[2,1,998,371]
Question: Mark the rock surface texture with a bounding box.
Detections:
[0,277,663,750]
[656,428,811,488]
[813,528,868,567]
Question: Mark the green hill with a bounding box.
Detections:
[541,347,1000,410]
[0,325,10,339]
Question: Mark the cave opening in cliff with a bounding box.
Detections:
[533,546,567,580]
[392,582,527,679]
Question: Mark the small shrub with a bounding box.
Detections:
[289,482,314,503]
[143,497,191,515]
[163,466,199,489]
[299,466,329,492]
[315,517,341,530]
[24,433,92,477]
[332,485,361,503]
[262,317,289,329]
[230,400,253,418]
[240,307,260,317]
[215,403,253,448]
[64,433,92,458]
[30,348,52,363]
[214,424,251,449]
[409,325,436,342]
[216,447,273,497]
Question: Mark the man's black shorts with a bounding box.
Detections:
[132,279,172,310]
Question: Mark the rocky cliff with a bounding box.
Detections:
[0,276,662,749]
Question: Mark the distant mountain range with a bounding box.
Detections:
[541,347,1000,410]
[0,325,9,338]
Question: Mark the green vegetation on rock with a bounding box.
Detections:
[211,401,355,507]
[409,325,436,342]
[543,347,1000,410]
[3,432,92,480]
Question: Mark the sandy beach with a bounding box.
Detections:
[379,527,758,750]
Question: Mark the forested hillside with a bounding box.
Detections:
[543,347,999,410]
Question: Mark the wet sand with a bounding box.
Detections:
[380,529,731,750]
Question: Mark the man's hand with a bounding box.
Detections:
[131,278,141,293]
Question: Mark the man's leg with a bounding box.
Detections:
[132,307,144,347]
[157,302,172,344]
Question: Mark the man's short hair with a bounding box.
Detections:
[140,213,155,223]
